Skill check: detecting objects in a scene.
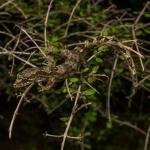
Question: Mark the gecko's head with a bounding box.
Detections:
[13,68,37,89]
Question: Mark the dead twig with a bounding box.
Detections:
[131,1,150,72]
[9,83,34,139]
[107,51,119,122]
[44,132,81,140]
[144,125,150,150]
[65,79,73,101]
[19,27,48,60]
[10,31,22,75]
[64,0,82,36]
[98,108,146,136]
[44,0,54,49]
[0,47,36,68]
[0,0,14,9]
[61,85,81,150]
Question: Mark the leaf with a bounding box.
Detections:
[144,28,150,34]
[106,122,112,129]
[84,89,95,96]
[144,13,150,17]
[81,67,89,73]
[87,77,95,83]
[70,77,79,83]
[104,68,111,74]
[95,57,103,63]
[92,65,99,73]
[51,36,58,43]
[59,117,68,122]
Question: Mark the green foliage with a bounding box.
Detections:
[0,0,149,150]
[84,89,96,96]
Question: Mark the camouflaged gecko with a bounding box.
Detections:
[14,45,85,91]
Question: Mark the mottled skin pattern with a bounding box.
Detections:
[14,47,85,90]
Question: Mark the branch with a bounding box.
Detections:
[9,83,34,139]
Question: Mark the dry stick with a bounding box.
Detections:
[75,102,92,113]
[44,0,54,49]
[132,27,144,72]
[144,125,150,150]
[9,83,34,139]
[122,75,150,93]
[134,1,149,25]
[61,85,81,150]
[0,31,29,48]
[65,79,73,101]
[0,51,31,55]
[114,119,146,136]
[22,51,36,69]
[113,42,144,58]
[20,28,48,60]
[98,109,146,135]
[0,30,15,38]
[64,0,82,37]
[44,133,81,140]
[1,47,36,68]
[1,22,12,33]
[135,75,150,88]
[10,31,22,75]
[0,0,14,9]
[107,51,119,122]
[132,1,150,72]
[11,2,27,19]
[83,80,100,94]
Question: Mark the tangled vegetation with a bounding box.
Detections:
[0,0,150,150]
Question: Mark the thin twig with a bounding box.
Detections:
[134,1,149,25]
[0,47,36,68]
[132,1,149,72]
[107,51,119,122]
[11,2,27,19]
[10,31,22,75]
[44,133,81,140]
[135,75,150,88]
[44,0,54,49]
[9,83,34,139]
[144,125,150,150]
[20,27,48,60]
[75,102,92,113]
[61,85,81,150]
[113,42,144,58]
[132,27,144,71]
[0,0,14,9]
[65,79,73,101]
[0,51,31,55]
[83,80,100,94]
[64,0,82,36]
[22,51,36,68]
[98,108,146,136]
